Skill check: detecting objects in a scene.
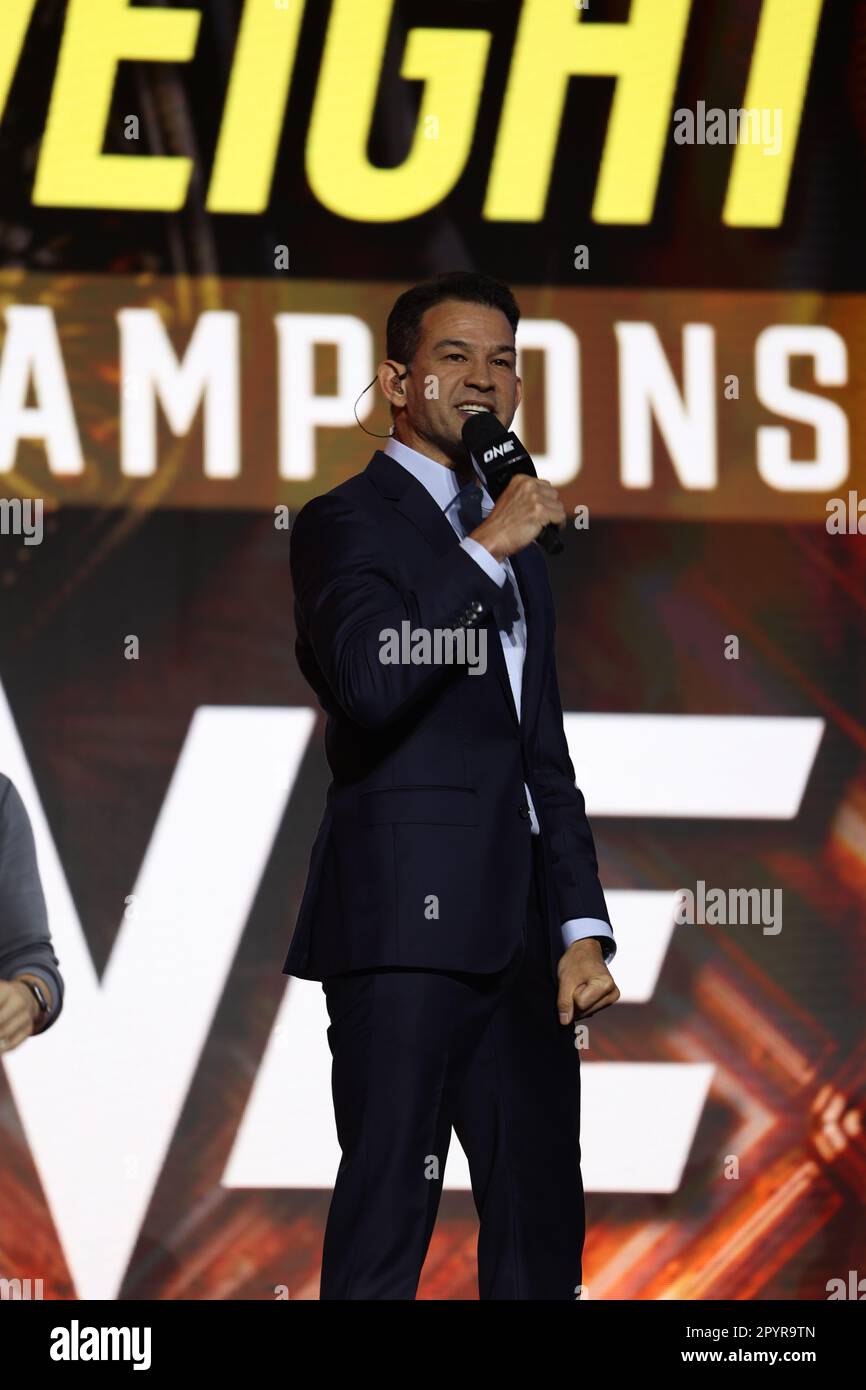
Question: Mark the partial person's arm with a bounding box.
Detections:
[0,778,64,1031]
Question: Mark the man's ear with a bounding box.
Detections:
[514,372,523,414]
[376,359,408,407]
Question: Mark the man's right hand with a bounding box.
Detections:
[469,474,566,562]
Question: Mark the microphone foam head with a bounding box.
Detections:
[461,410,505,455]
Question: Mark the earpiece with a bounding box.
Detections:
[352,367,409,437]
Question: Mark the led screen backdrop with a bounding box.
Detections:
[0,0,864,1301]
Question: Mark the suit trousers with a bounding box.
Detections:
[319,834,585,1300]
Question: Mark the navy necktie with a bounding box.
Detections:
[454,482,521,636]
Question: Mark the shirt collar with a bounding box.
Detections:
[383,434,490,515]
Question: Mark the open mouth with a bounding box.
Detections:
[456,403,495,416]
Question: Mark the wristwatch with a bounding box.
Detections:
[17,977,50,1023]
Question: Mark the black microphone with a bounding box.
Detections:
[461,412,564,556]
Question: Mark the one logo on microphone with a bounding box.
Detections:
[482,440,514,463]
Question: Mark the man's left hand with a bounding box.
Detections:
[556,939,620,1024]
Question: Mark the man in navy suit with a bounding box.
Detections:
[285,272,619,1300]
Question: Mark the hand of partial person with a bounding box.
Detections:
[0,979,42,1054]
[556,939,620,1024]
[470,473,566,561]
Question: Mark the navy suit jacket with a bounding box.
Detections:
[283,450,611,982]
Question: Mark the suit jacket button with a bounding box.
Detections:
[518,801,531,819]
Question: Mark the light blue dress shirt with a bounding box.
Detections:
[383,435,615,963]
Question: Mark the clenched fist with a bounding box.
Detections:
[556,938,620,1025]
[470,473,566,562]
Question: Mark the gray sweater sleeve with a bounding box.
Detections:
[0,775,64,1030]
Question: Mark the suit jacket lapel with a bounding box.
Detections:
[366,449,455,555]
[365,450,525,731]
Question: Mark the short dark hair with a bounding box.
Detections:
[386,272,520,366]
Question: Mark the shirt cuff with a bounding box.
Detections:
[561,918,616,963]
[459,536,508,587]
